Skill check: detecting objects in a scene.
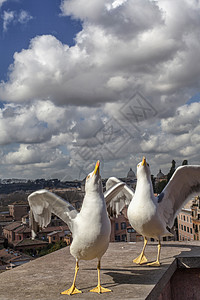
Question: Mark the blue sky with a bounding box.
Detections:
[0,0,81,81]
[0,0,200,180]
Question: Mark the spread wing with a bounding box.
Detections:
[28,189,78,238]
[157,166,200,228]
[105,177,134,216]
[104,181,126,204]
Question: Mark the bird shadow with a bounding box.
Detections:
[82,265,169,290]
[158,242,200,258]
[82,242,200,290]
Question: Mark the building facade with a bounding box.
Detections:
[177,208,193,241]
[191,196,200,241]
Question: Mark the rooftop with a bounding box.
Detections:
[0,248,33,266]
[0,241,200,299]
[12,238,48,247]
[3,221,21,231]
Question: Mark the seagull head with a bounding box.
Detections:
[85,160,102,193]
[137,156,151,179]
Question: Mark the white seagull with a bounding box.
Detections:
[106,157,200,266]
[28,160,124,295]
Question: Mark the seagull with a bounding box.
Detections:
[28,160,124,295]
[106,157,200,266]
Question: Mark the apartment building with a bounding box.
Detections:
[177,208,193,241]
[191,196,200,241]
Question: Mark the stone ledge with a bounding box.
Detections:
[0,241,200,300]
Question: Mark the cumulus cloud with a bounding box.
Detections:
[0,0,200,111]
[1,0,200,179]
[161,103,200,135]
[0,101,73,145]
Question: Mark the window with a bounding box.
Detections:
[115,235,120,242]
[127,228,135,233]
[181,225,183,230]
[121,234,127,241]
[187,216,188,222]
[187,227,189,233]
[184,226,186,231]
[183,215,185,221]
[121,222,126,230]
[115,223,119,231]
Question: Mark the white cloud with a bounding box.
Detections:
[1,0,200,111]
[161,103,200,135]
[0,0,7,8]
[18,10,33,24]
[1,0,200,179]
[2,10,15,32]
[2,9,32,32]
[0,100,73,146]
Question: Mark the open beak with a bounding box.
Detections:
[93,160,100,175]
[141,156,147,166]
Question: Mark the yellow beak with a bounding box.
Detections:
[94,160,100,175]
[141,156,147,166]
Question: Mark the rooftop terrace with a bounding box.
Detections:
[0,241,200,300]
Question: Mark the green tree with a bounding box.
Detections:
[167,160,176,182]
[156,180,168,194]
[182,160,188,165]
[151,175,156,193]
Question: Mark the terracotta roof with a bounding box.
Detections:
[3,221,21,231]
[13,238,48,247]
[0,248,33,264]
[41,225,69,233]
[14,226,31,234]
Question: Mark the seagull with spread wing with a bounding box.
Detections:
[28,160,124,295]
[106,157,200,266]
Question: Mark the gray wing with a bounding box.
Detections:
[105,177,134,216]
[28,189,78,238]
[157,166,200,228]
[104,181,125,204]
